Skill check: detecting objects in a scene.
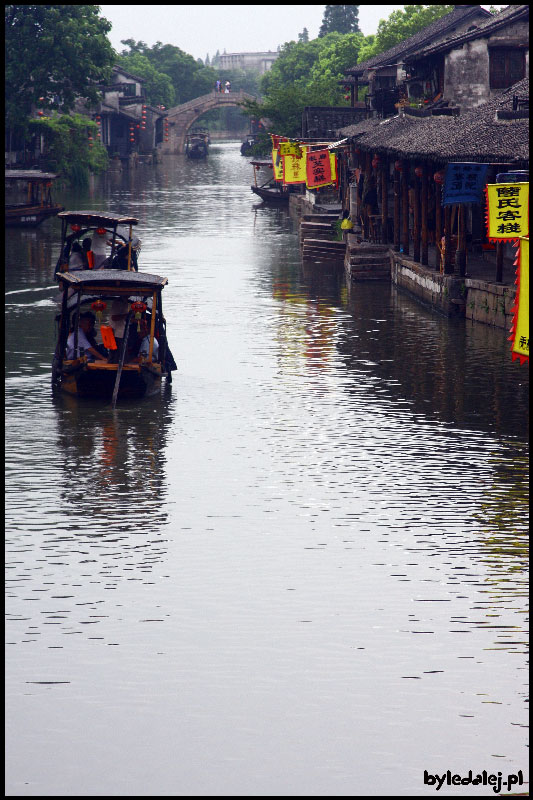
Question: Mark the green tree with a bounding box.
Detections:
[28,113,108,185]
[298,28,309,43]
[5,5,115,126]
[117,52,175,107]
[319,5,360,37]
[360,5,453,61]
[120,40,216,105]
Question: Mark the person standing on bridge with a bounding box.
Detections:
[225,80,231,93]
[215,79,221,93]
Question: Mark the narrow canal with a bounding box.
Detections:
[5,143,529,797]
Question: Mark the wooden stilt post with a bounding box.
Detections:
[381,157,388,245]
[393,162,400,252]
[435,177,443,271]
[401,159,409,256]
[413,168,421,263]
[444,205,453,274]
[496,241,504,282]
[421,163,428,265]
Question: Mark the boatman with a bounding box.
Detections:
[66,312,108,362]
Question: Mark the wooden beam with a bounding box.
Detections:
[413,169,421,262]
[401,159,409,256]
[393,163,400,252]
[421,164,428,265]
[435,178,443,271]
[381,158,388,245]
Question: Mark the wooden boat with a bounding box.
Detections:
[240,135,256,156]
[52,269,175,401]
[5,170,64,226]
[250,160,295,205]
[185,129,209,159]
[56,211,141,273]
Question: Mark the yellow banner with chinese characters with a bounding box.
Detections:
[510,236,529,364]
[283,146,308,184]
[485,182,529,241]
[279,142,302,158]
[272,149,284,182]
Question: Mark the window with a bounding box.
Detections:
[490,49,525,90]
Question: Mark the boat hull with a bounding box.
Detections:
[5,203,64,227]
[251,185,290,204]
[58,361,164,400]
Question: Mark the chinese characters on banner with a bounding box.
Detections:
[279,142,302,158]
[283,146,307,184]
[271,149,284,182]
[485,182,529,241]
[442,162,488,205]
[509,236,529,365]
[306,149,332,188]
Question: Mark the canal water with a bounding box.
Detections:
[5,143,529,796]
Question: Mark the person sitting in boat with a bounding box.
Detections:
[133,317,159,362]
[68,241,85,271]
[91,229,108,269]
[66,311,108,362]
[81,238,95,269]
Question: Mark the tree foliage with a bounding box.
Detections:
[242,33,364,137]
[5,5,115,126]
[28,113,108,185]
[117,51,176,107]
[319,5,360,37]
[357,5,454,62]
[119,39,217,105]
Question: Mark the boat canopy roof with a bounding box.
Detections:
[58,210,139,226]
[57,269,167,291]
[5,170,59,181]
[250,160,273,167]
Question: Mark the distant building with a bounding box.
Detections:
[218,51,279,74]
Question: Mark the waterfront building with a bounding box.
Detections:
[218,51,279,74]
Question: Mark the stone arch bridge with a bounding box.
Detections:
[162,90,257,154]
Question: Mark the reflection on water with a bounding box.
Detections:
[5,144,528,797]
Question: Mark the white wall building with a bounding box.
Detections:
[218,51,279,74]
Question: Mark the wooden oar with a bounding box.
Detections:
[111,311,132,408]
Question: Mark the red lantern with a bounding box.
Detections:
[96,227,106,235]
[91,300,107,323]
[70,224,81,232]
[130,301,147,330]
[433,170,445,184]
[414,166,423,178]
[372,156,380,168]
[394,161,403,172]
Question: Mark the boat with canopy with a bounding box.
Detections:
[5,170,64,226]
[249,160,297,204]
[52,269,176,404]
[56,211,141,273]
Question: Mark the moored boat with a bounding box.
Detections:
[52,269,176,402]
[250,160,295,205]
[185,129,209,159]
[5,170,64,226]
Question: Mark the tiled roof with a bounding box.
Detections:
[339,78,529,163]
[345,5,491,76]
[411,4,529,59]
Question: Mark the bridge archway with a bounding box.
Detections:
[162,90,256,154]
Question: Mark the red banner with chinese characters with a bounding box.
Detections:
[306,149,332,189]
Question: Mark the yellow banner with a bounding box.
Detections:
[272,149,283,182]
[511,237,529,363]
[486,182,529,241]
[283,145,307,184]
[279,142,302,158]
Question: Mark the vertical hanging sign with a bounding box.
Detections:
[509,236,529,365]
[283,146,307,184]
[485,182,529,241]
[306,149,332,189]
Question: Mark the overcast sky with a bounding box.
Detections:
[99,5,505,61]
